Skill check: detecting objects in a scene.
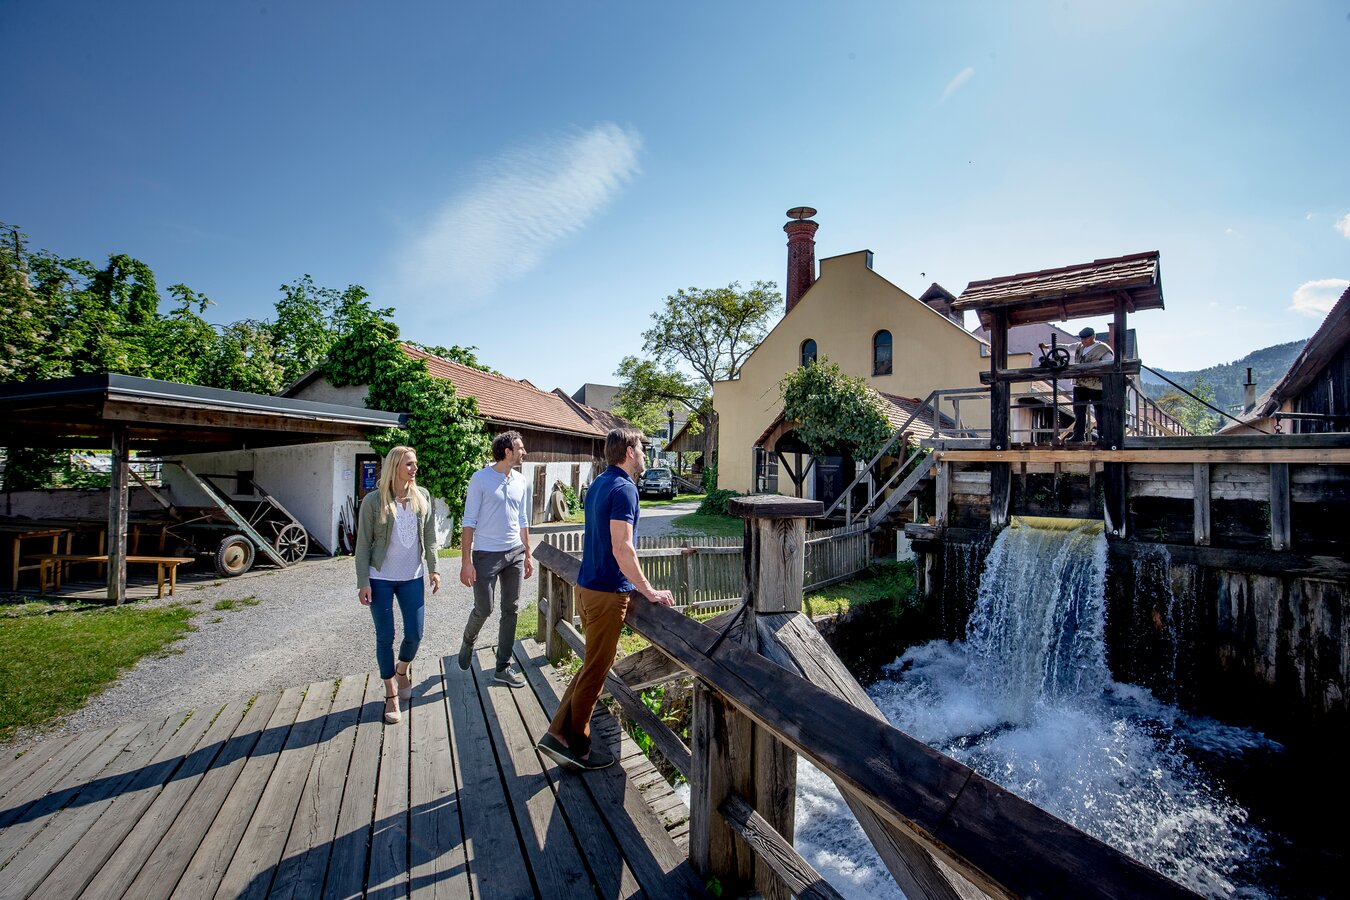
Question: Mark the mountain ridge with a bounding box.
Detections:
[1140,340,1306,411]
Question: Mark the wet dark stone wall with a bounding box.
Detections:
[922,536,1348,742]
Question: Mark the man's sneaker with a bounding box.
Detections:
[493,665,526,689]
[576,745,614,770]
[535,734,614,771]
[456,641,473,671]
[536,733,579,770]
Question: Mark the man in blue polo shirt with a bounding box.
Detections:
[537,427,673,770]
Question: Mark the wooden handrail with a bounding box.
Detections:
[533,541,1197,900]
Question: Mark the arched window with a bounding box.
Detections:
[800,339,817,367]
[873,330,893,376]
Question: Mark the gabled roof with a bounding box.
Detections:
[954,251,1164,328]
[400,345,605,438]
[1257,284,1350,416]
[551,388,631,434]
[753,393,955,447]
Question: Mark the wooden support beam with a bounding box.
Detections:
[979,359,1141,384]
[718,792,846,900]
[1193,464,1211,547]
[107,425,129,605]
[690,683,755,891]
[935,462,951,528]
[1269,463,1291,551]
[937,448,1350,464]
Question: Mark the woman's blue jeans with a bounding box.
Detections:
[369,577,425,679]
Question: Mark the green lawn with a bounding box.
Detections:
[0,603,197,743]
[437,547,462,558]
[638,492,704,509]
[802,561,916,618]
[669,511,743,538]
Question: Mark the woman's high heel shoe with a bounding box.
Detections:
[395,661,413,700]
[383,689,401,724]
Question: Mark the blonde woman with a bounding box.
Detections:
[355,446,441,724]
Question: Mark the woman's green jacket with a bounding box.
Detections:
[354,487,438,589]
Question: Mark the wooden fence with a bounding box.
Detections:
[541,524,870,615]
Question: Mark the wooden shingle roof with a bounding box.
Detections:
[954,251,1164,328]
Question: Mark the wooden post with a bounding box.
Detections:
[687,494,821,900]
[543,570,574,664]
[989,309,1011,529]
[107,425,129,605]
[1193,463,1211,546]
[935,460,950,528]
[1269,463,1291,550]
[536,562,548,645]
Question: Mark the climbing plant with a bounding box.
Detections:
[779,358,893,461]
[324,302,490,522]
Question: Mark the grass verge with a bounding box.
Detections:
[638,492,704,509]
[669,511,743,538]
[0,604,196,742]
[802,561,916,619]
[436,547,462,558]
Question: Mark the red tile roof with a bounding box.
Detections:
[401,345,606,438]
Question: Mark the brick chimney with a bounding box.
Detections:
[783,207,819,315]
[1243,367,1257,415]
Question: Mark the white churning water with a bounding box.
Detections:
[789,516,1276,899]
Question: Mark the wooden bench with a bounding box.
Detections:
[35,554,194,598]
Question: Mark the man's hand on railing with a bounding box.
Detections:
[644,588,675,607]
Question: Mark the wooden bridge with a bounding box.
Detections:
[0,644,702,900]
[3,495,1204,900]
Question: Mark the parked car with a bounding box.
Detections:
[639,467,676,499]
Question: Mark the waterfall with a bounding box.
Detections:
[964,516,1108,718]
[831,516,1273,899]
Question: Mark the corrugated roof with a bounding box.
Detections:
[401,345,605,438]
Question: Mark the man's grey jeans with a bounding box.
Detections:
[462,545,526,670]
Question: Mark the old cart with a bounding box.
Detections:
[161,461,310,576]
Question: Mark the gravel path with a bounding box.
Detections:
[4,499,715,752]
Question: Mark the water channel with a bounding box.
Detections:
[790,516,1324,899]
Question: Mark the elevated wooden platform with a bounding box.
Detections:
[0,640,702,899]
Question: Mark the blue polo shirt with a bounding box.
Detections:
[578,466,640,592]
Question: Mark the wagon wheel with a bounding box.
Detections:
[215,534,256,577]
[273,523,308,565]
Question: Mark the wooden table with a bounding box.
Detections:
[36,554,194,598]
[2,526,70,591]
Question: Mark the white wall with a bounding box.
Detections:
[168,440,458,555]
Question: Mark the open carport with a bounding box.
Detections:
[0,374,403,603]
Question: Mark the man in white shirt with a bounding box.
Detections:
[457,431,534,687]
[1069,327,1114,442]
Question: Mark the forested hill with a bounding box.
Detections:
[1140,340,1306,411]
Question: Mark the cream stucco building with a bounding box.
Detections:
[714,214,1029,498]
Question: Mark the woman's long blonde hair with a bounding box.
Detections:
[376,445,429,522]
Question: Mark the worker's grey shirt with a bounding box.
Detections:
[1074,340,1114,390]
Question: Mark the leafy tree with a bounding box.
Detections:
[204,320,286,394]
[616,281,778,465]
[145,284,219,385]
[779,359,893,461]
[1158,375,1222,436]
[325,303,490,524]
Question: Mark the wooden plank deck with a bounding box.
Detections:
[0,640,703,899]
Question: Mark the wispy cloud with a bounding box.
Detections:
[1335,212,1350,238]
[1290,278,1350,317]
[939,66,975,104]
[397,123,642,306]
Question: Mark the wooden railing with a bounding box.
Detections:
[534,496,1198,900]
[540,525,870,616]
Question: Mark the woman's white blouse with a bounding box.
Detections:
[369,501,425,582]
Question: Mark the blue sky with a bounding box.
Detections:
[5,1,1349,393]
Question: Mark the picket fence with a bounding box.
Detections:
[540,523,871,616]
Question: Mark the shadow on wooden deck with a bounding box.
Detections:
[0,639,702,899]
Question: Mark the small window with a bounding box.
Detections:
[801,339,817,367]
[873,330,893,376]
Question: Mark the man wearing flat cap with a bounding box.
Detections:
[1069,327,1113,442]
